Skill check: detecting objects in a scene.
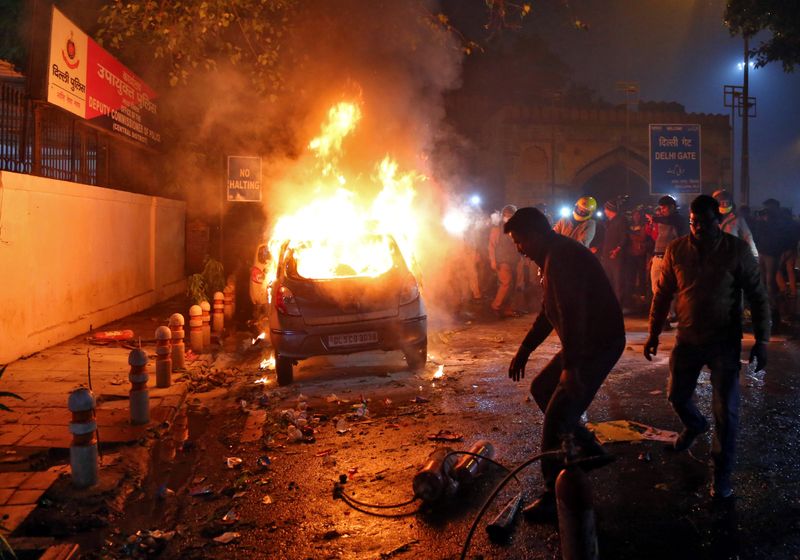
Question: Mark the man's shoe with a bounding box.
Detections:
[711,474,734,499]
[673,423,709,452]
[522,492,557,524]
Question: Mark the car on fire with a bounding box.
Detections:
[268,234,427,385]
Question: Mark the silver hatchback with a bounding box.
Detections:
[268,234,427,385]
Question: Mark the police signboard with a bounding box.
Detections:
[227,156,262,202]
[649,124,701,195]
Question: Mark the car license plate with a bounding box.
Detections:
[328,331,379,347]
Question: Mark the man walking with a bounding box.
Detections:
[601,199,629,306]
[504,207,625,521]
[488,204,521,318]
[644,195,770,499]
[648,195,688,328]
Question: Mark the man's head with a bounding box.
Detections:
[689,194,722,244]
[658,195,677,216]
[712,189,734,215]
[501,204,518,223]
[763,198,780,210]
[504,207,554,264]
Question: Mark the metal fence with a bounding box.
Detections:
[1,79,156,192]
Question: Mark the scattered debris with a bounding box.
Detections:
[221,509,239,524]
[336,418,350,434]
[380,540,420,559]
[638,452,652,462]
[240,409,268,443]
[262,495,273,505]
[190,485,214,497]
[411,396,429,404]
[654,483,669,491]
[427,429,464,442]
[257,456,272,468]
[315,449,333,457]
[587,420,678,443]
[213,532,241,544]
[157,484,175,499]
[226,457,243,469]
[649,389,663,395]
[287,425,304,443]
[327,394,341,403]
[433,365,444,379]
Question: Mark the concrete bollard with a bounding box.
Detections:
[223,285,234,321]
[155,326,172,388]
[226,277,237,317]
[128,348,150,425]
[200,300,211,348]
[68,388,98,488]
[212,291,225,334]
[169,313,186,371]
[189,305,203,354]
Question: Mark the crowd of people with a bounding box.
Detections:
[456,191,800,331]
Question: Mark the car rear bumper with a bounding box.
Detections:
[270,315,427,359]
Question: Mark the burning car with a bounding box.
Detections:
[268,233,427,385]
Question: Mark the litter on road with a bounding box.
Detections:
[587,420,678,443]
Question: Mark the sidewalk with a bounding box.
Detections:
[0,297,192,547]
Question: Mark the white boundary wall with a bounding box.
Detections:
[0,171,186,364]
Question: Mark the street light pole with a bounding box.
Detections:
[741,35,750,206]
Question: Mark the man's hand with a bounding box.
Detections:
[560,368,584,397]
[749,341,768,371]
[643,334,659,361]
[509,345,533,382]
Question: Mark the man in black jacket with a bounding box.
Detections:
[645,195,770,499]
[601,199,629,306]
[505,207,626,522]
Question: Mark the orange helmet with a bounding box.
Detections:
[573,196,597,222]
[712,189,734,215]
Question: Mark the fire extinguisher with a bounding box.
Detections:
[556,465,599,560]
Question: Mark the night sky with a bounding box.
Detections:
[530,0,800,210]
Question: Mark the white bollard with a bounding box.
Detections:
[200,300,211,348]
[155,326,172,388]
[212,291,225,334]
[189,305,203,354]
[169,313,186,371]
[128,348,150,425]
[68,388,98,488]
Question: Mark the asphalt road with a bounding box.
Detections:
[88,313,800,560]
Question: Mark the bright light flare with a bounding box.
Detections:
[433,365,444,379]
[254,376,271,384]
[560,206,571,218]
[443,208,469,235]
[596,211,603,218]
[469,195,481,206]
[737,61,755,71]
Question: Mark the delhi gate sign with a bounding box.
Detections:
[47,6,160,147]
[649,124,701,195]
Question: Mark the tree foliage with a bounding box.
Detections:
[0,0,26,70]
[97,0,297,92]
[725,0,800,72]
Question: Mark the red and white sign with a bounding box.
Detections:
[47,7,160,146]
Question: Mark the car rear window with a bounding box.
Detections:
[286,235,403,280]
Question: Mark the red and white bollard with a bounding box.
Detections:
[212,291,225,334]
[189,305,203,354]
[128,348,150,425]
[169,313,186,371]
[227,277,237,317]
[223,285,234,321]
[200,300,211,348]
[68,388,98,488]
[155,326,172,388]
[556,467,599,560]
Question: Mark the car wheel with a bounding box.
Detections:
[276,355,294,386]
[404,339,427,371]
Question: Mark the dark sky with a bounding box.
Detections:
[529,0,800,209]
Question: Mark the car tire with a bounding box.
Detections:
[276,355,294,386]
[404,339,427,371]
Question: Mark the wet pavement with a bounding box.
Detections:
[20,308,800,559]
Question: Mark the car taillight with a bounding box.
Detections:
[251,266,265,284]
[274,282,300,315]
[399,277,420,305]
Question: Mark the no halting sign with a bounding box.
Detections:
[226,156,262,202]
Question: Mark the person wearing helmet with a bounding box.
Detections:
[712,189,757,258]
[553,196,597,248]
[488,204,521,318]
[647,195,688,327]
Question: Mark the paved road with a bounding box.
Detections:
[87,314,800,560]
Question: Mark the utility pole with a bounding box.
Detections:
[723,85,742,200]
[741,36,750,206]
[615,81,639,195]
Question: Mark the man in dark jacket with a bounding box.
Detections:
[644,195,770,499]
[505,207,626,522]
[601,199,629,305]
